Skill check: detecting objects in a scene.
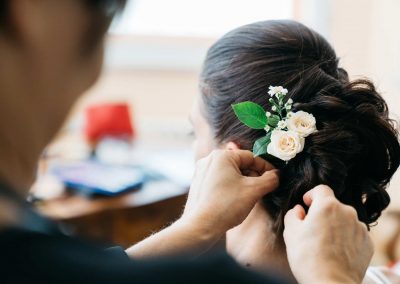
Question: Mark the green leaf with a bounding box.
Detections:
[268,115,280,127]
[232,102,267,129]
[253,133,272,157]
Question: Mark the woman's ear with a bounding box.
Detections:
[223,141,241,150]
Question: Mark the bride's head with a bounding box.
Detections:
[190,20,400,232]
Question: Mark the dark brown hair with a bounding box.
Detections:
[0,0,126,53]
[0,0,126,25]
[200,20,400,232]
[82,0,127,53]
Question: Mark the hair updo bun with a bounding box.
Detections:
[267,79,400,231]
[200,19,400,232]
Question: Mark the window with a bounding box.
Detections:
[111,0,294,38]
[107,0,295,70]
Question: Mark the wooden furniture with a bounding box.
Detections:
[36,180,188,247]
[32,126,194,247]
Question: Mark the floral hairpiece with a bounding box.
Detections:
[232,86,317,162]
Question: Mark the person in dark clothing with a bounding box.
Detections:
[0,1,374,283]
[0,205,284,284]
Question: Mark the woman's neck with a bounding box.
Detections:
[226,202,294,280]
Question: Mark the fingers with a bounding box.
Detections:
[292,204,306,220]
[284,205,306,231]
[244,169,279,197]
[242,170,260,177]
[303,185,335,207]
[228,149,275,175]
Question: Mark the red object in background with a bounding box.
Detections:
[85,103,135,143]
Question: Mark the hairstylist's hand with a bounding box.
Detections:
[284,185,373,284]
[126,149,278,259]
[183,149,279,237]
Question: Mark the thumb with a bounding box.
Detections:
[284,204,306,229]
[303,185,335,207]
[245,169,279,198]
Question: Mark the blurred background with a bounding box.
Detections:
[31,0,400,265]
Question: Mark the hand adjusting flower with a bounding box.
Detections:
[232,86,317,162]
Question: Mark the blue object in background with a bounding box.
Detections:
[53,160,145,196]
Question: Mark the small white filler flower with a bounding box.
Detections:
[277,120,287,129]
[268,86,288,97]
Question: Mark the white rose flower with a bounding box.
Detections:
[272,106,277,111]
[286,111,317,138]
[267,130,305,161]
[265,111,271,117]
